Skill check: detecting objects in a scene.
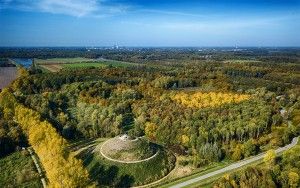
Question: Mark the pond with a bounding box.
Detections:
[11,58,33,68]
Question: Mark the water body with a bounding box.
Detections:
[11,58,33,68]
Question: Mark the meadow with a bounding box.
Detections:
[36,57,136,72]
[0,67,17,89]
[35,57,95,64]
[0,151,41,187]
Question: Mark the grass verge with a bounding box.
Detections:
[0,150,42,188]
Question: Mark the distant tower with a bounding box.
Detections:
[113,44,119,49]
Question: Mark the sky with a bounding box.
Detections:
[0,0,299,47]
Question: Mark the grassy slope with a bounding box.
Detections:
[78,145,175,187]
[0,151,42,188]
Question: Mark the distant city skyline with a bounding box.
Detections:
[0,0,299,47]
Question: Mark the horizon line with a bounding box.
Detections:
[1,46,300,48]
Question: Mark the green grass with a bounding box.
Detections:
[62,62,107,69]
[159,137,300,188]
[68,137,108,151]
[0,150,42,188]
[36,57,136,67]
[156,161,230,188]
[78,145,175,187]
[95,60,137,67]
[62,60,136,69]
[35,57,95,64]
[36,64,50,73]
[183,160,264,188]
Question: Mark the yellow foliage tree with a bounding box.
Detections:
[145,122,157,140]
[288,171,299,188]
[0,90,94,187]
[172,91,250,109]
[15,105,93,187]
[181,134,190,146]
[264,149,276,168]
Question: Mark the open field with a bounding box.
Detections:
[38,64,63,72]
[36,57,137,72]
[62,62,107,69]
[0,67,17,89]
[0,151,42,187]
[62,60,136,69]
[35,57,95,64]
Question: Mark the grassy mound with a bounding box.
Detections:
[78,145,175,187]
[99,136,157,161]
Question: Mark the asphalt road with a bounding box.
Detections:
[170,137,299,188]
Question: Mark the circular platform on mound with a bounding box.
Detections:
[96,135,158,162]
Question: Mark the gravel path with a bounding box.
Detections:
[170,137,299,188]
[97,139,159,164]
[27,148,47,188]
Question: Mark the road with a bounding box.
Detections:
[170,137,299,188]
[27,148,47,188]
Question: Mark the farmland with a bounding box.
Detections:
[35,57,95,64]
[0,47,299,188]
[36,57,136,72]
[0,67,17,90]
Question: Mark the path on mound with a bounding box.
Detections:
[97,138,159,164]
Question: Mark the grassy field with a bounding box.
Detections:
[36,57,137,72]
[155,161,230,188]
[35,57,95,64]
[0,151,42,188]
[0,67,18,89]
[62,62,106,69]
[62,60,136,69]
[77,142,175,187]
[184,160,264,188]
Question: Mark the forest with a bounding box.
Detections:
[0,47,299,187]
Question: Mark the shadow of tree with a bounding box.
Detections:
[90,162,135,188]
[116,175,135,188]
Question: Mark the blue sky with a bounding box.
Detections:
[0,0,299,47]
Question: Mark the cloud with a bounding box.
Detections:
[0,0,128,17]
[140,9,209,18]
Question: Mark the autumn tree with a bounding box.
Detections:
[264,149,276,168]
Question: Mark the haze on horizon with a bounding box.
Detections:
[0,0,299,47]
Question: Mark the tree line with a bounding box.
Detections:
[0,89,94,187]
